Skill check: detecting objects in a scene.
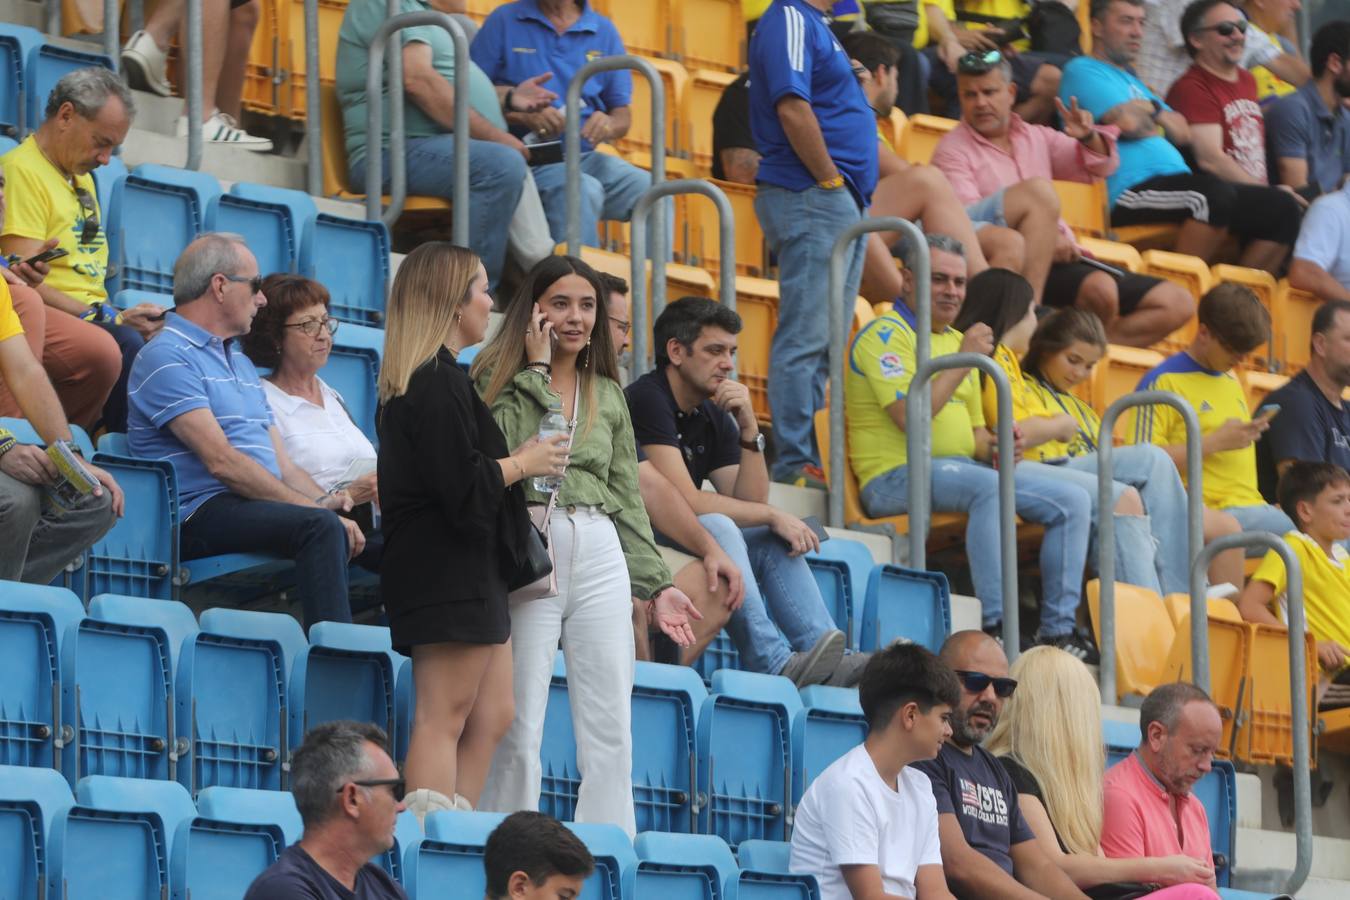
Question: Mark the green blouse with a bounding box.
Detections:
[476,367,673,600]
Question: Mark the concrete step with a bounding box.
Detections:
[121,126,308,191]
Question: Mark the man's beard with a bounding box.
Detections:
[949,699,999,747]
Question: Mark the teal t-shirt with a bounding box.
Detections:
[336,0,505,170]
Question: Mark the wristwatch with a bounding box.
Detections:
[740,432,766,453]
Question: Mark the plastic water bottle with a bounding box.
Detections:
[532,401,569,493]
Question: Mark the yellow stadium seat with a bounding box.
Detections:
[897,114,958,165]
[688,69,739,174]
[464,0,498,18]
[577,247,717,326]
[1212,264,1278,371]
[1238,369,1288,411]
[735,275,778,421]
[690,179,768,277]
[1077,236,1143,272]
[618,57,689,168]
[1086,580,1178,701]
[592,0,674,58]
[677,0,745,72]
[1273,280,1320,374]
[283,0,350,122]
[1056,180,1109,238]
[242,0,284,117]
[1237,624,1317,767]
[1164,613,1248,758]
[878,109,908,156]
[1087,344,1165,432]
[1162,594,1244,628]
[1142,249,1213,349]
[1317,707,1350,755]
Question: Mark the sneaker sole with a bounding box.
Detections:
[789,629,846,687]
[121,51,172,97]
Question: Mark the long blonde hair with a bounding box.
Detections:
[984,646,1105,855]
[378,242,479,403]
[470,254,620,438]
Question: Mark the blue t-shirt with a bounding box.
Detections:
[748,0,879,207]
[1293,183,1350,292]
[1059,56,1190,205]
[243,845,406,900]
[912,742,1036,875]
[470,0,629,153]
[1256,369,1350,502]
[127,311,280,519]
[1265,79,1350,195]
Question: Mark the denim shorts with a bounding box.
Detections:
[964,188,1008,230]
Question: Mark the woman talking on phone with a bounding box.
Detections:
[472,254,700,836]
[376,243,568,823]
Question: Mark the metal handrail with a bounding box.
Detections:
[629,179,735,379]
[102,0,117,68]
[1096,391,1203,703]
[185,0,202,170]
[304,0,321,196]
[564,55,665,255]
[364,10,470,241]
[1191,532,1311,895]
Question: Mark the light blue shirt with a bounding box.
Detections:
[1059,56,1190,205]
[127,311,279,519]
[1293,183,1350,292]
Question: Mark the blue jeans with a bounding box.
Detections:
[530,151,673,255]
[346,134,526,289]
[860,456,1090,636]
[181,493,353,631]
[1226,503,1297,555]
[754,183,866,478]
[697,513,839,675]
[96,320,143,434]
[1020,443,1190,595]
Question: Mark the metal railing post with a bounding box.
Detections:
[185,0,203,170]
[44,0,60,37]
[304,0,321,196]
[630,180,735,378]
[565,55,665,256]
[1191,532,1311,895]
[103,0,118,65]
[1096,391,1203,703]
[364,10,470,241]
[826,218,923,531]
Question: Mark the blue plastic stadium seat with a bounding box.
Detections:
[83,453,177,600]
[196,786,302,845]
[211,194,298,277]
[61,595,198,783]
[0,24,42,136]
[91,155,128,217]
[632,662,708,833]
[792,685,866,805]
[736,840,823,900]
[404,809,505,898]
[300,213,390,326]
[0,583,84,768]
[107,164,221,296]
[321,322,385,445]
[289,622,404,755]
[180,609,307,794]
[0,417,96,456]
[381,808,423,883]
[540,653,579,821]
[693,630,742,686]
[634,831,738,899]
[0,135,16,153]
[860,565,951,652]
[1102,718,1139,752]
[566,821,638,900]
[805,538,876,648]
[0,764,74,899]
[25,42,115,133]
[697,670,802,848]
[180,787,295,898]
[394,655,413,764]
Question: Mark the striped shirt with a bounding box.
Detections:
[127,311,279,518]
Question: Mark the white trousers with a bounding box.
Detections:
[480,506,637,835]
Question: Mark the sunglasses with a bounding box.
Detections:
[221,273,265,295]
[957,49,1004,75]
[73,185,100,245]
[953,669,1019,698]
[1191,18,1248,37]
[340,777,406,803]
[285,316,339,337]
[611,317,631,336]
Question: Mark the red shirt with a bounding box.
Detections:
[1101,752,1214,867]
[1167,64,1269,183]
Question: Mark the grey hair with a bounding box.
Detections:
[901,232,966,274]
[44,66,136,122]
[172,232,250,304]
[289,720,390,828]
[1139,681,1215,743]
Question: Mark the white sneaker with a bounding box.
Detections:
[177,111,274,152]
[121,30,172,97]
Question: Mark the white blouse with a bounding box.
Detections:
[263,377,377,493]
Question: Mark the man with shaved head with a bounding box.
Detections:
[912,631,1090,899]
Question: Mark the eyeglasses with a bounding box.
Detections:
[1191,18,1248,37]
[953,669,1019,698]
[339,777,406,803]
[611,317,631,336]
[221,273,265,295]
[957,49,1004,75]
[73,185,100,245]
[285,316,339,337]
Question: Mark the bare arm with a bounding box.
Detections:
[877,141,909,180]
[776,96,839,184]
[1289,257,1350,302]
[645,443,777,527]
[638,459,724,556]
[1275,156,1310,189]
[0,334,74,443]
[719,147,761,185]
[914,864,957,900]
[1155,110,1191,145]
[1097,100,1160,140]
[1238,579,1283,626]
[167,409,320,506]
[1017,414,1078,450]
[936,813,1046,900]
[1264,52,1311,88]
[1009,838,1091,900]
[402,43,521,146]
[270,427,329,500]
[840,863,915,900]
[1188,123,1261,184]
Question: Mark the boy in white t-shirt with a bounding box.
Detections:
[790,642,962,900]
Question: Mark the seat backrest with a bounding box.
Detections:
[1163,614,1249,758]
[108,164,221,295]
[566,821,639,900]
[897,114,958,164]
[173,811,285,900]
[791,686,866,804]
[1238,625,1317,767]
[300,213,390,327]
[736,839,792,873]
[1191,759,1237,887]
[0,764,74,900]
[82,456,177,600]
[805,537,877,645]
[0,417,95,456]
[290,622,399,753]
[675,0,744,71]
[407,809,507,899]
[48,791,178,899]
[692,632,743,686]
[91,155,128,216]
[320,329,382,445]
[861,564,951,653]
[211,194,299,276]
[319,83,352,198]
[0,583,84,769]
[196,786,302,846]
[1086,580,1177,701]
[688,69,738,171]
[25,42,114,131]
[0,25,43,134]
[632,662,709,834]
[634,831,738,900]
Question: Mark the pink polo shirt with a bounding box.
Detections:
[930,115,1121,245]
[1101,752,1214,867]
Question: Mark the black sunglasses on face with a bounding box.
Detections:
[221,273,265,295]
[1192,19,1248,37]
[957,49,1004,75]
[73,185,99,245]
[953,669,1019,698]
[340,777,406,802]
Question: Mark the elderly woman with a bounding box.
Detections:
[241,273,381,569]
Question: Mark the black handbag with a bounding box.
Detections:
[1085,882,1161,900]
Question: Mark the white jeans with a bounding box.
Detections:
[480,506,637,835]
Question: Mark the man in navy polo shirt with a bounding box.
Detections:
[1266,21,1350,198]
[750,0,877,489]
[470,0,665,249]
[127,234,364,630]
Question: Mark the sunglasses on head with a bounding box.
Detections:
[340,777,406,803]
[1192,18,1248,37]
[73,185,100,245]
[957,49,1004,75]
[953,669,1019,698]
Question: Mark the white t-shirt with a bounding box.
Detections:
[263,378,377,493]
[790,744,943,900]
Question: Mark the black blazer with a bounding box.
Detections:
[377,348,533,611]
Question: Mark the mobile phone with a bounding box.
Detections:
[21,246,69,266]
[527,140,563,166]
[1254,404,1281,424]
[801,515,831,545]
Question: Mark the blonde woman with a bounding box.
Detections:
[986,647,1220,898]
[472,254,700,836]
[376,243,568,823]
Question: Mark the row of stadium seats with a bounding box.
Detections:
[0,23,114,137]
